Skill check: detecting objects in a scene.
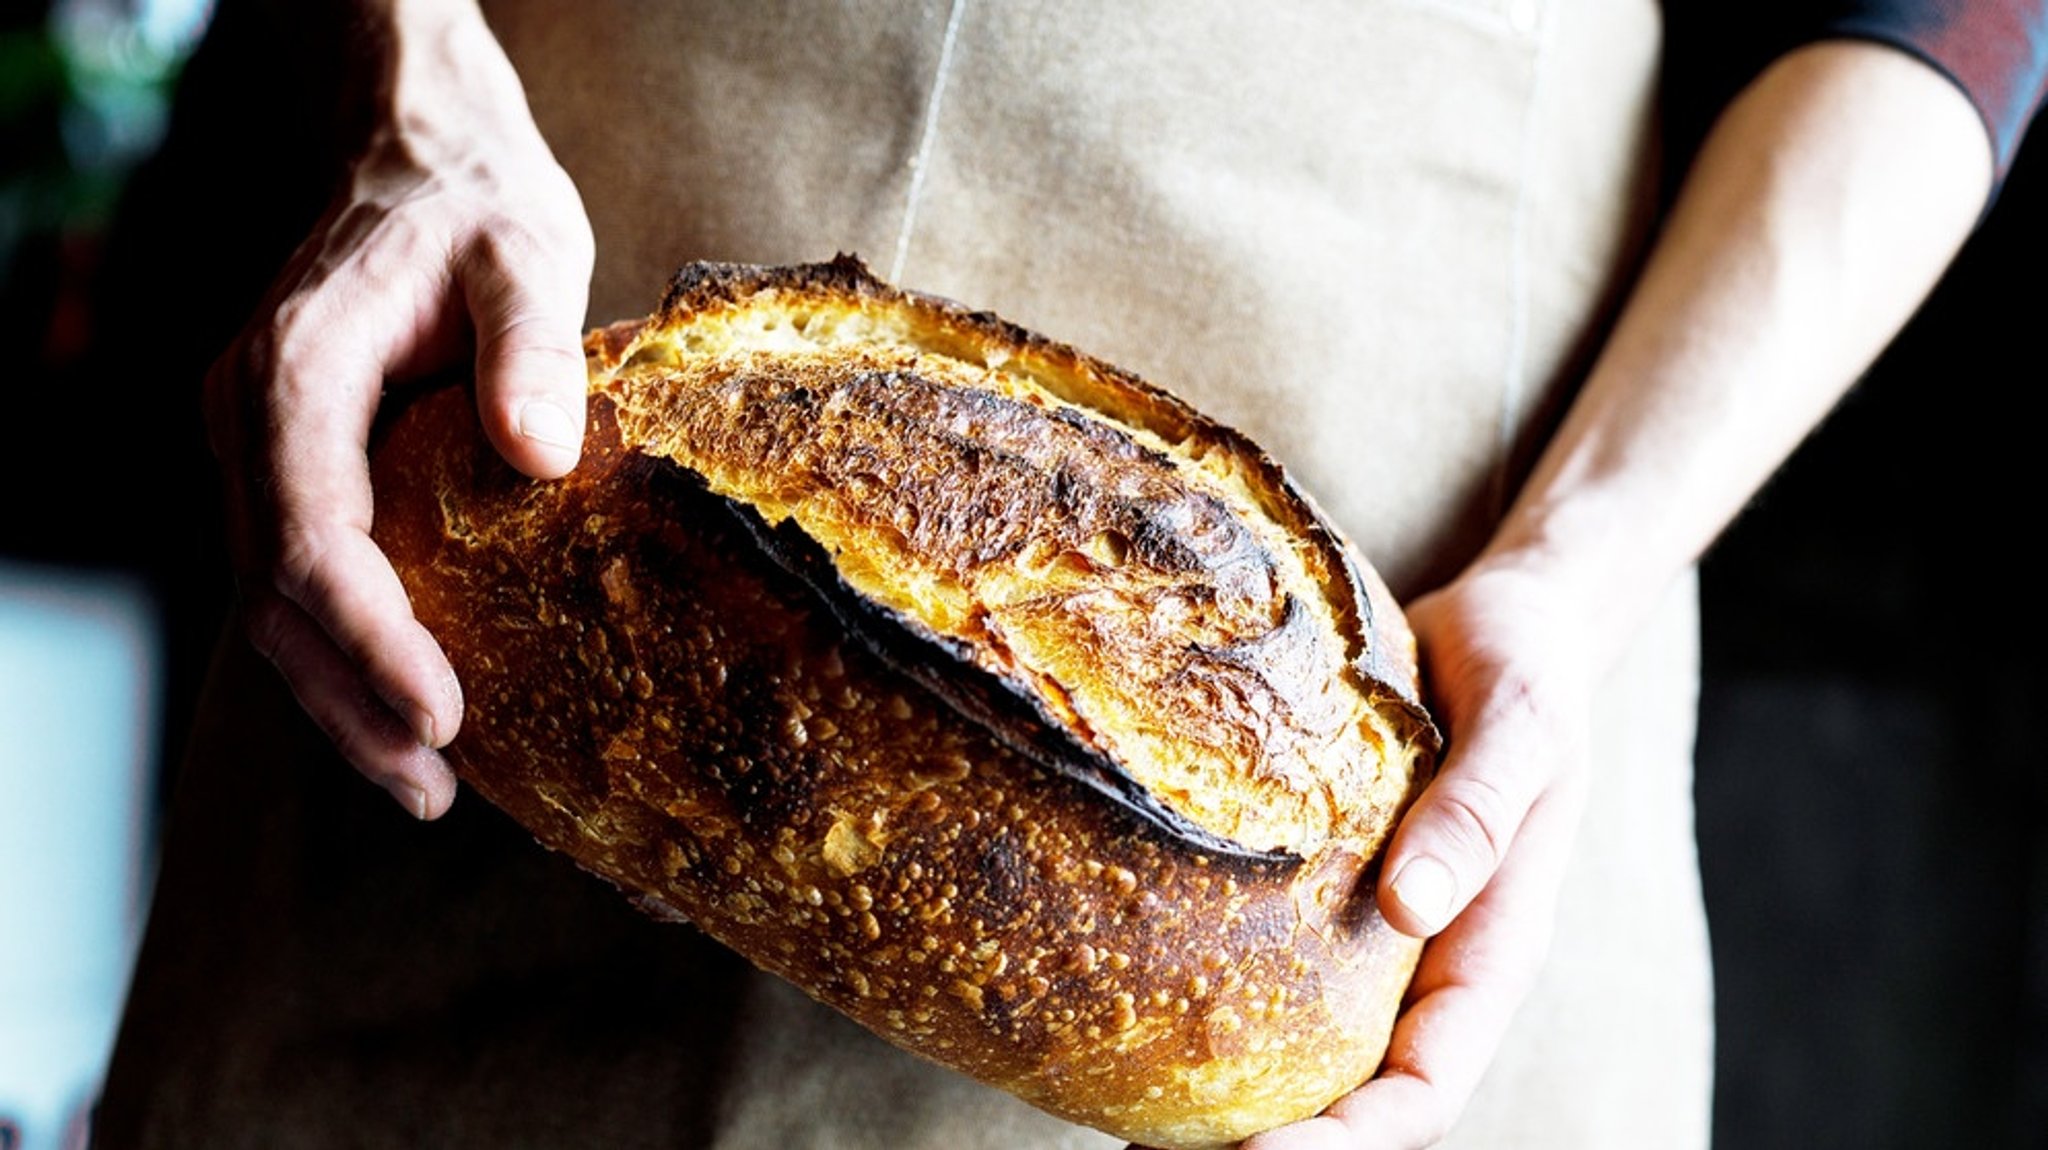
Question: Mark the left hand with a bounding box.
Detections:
[1235,557,1599,1149]
[200,0,596,820]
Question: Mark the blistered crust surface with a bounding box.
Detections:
[370,256,1440,1148]
[373,389,1418,1147]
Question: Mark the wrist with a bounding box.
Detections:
[1460,487,1683,678]
[331,1,559,213]
[354,0,535,151]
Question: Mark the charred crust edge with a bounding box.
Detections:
[659,461,1302,870]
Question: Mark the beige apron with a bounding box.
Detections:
[490,2,1710,1145]
[97,2,1709,1147]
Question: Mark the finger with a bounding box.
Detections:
[1247,787,1584,1150]
[1327,788,1583,1146]
[261,297,465,751]
[459,214,594,479]
[243,589,459,819]
[1376,682,1579,937]
[268,511,465,751]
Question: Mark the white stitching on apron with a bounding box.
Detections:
[1493,0,1553,519]
[890,0,972,284]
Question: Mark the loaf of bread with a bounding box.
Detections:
[369,255,1440,1149]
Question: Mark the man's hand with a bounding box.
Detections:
[203,0,593,818]
[1235,560,1593,1150]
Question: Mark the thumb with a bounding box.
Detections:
[458,221,595,479]
[1375,682,1568,938]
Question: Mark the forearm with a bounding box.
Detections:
[1482,40,1989,668]
[213,0,515,152]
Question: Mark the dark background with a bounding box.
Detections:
[3,3,2042,1146]
[1661,5,2048,1143]
[1691,130,2048,1150]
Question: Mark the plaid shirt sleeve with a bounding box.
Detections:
[1818,0,2048,184]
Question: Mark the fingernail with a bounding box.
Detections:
[387,778,430,820]
[519,398,578,449]
[410,703,440,749]
[1391,855,1458,930]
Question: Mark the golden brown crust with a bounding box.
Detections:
[646,257,1430,719]
[370,256,1439,1149]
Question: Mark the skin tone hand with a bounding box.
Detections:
[203,0,593,818]
[1227,39,1990,1150]
[1262,561,1597,1150]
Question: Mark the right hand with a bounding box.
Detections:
[203,2,594,819]
[1236,558,1595,1150]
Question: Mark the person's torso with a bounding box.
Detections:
[485,0,1662,597]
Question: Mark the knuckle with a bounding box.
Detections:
[1477,668,1590,773]
[363,206,443,272]
[471,207,590,289]
[290,205,446,327]
[262,301,330,389]
[269,521,332,609]
[490,319,585,368]
[1428,773,1516,872]
[469,214,547,271]
[1488,670,1545,727]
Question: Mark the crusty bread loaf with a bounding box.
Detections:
[370,255,1440,1149]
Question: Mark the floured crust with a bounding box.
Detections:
[371,255,1440,1148]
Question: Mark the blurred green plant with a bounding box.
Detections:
[1,0,211,281]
